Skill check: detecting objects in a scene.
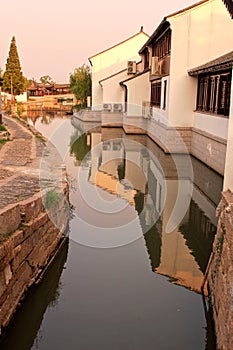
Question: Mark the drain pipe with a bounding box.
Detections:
[120,82,128,113]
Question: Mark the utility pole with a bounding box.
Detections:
[0,77,3,124]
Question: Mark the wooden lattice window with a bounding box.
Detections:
[196,71,231,117]
[152,29,171,60]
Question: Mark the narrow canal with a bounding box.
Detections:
[0,112,223,349]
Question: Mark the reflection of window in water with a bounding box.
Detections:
[143,221,162,271]
[148,168,157,207]
[112,142,121,151]
[179,200,216,274]
[102,142,111,151]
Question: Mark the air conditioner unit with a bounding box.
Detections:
[127,61,136,74]
[151,56,160,75]
[158,61,163,75]
[103,103,112,112]
[113,103,123,112]
[142,101,151,118]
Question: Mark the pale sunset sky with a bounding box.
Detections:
[0,0,197,83]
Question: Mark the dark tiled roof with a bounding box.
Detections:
[188,51,233,76]
[222,0,233,18]
[55,84,70,89]
[139,19,168,53]
[139,1,209,54]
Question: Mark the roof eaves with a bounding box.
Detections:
[188,51,233,76]
[99,68,127,85]
[89,30,149,61]
[222,0,233,18]
[120,68,150,84]
[139,1,210,54]
[139,18,167,54]
[166,0,209,19]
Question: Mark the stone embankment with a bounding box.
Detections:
[0,115,69,334]
[208,190,233,350]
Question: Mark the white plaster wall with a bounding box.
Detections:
[91,79,103,110]
[193,112,229,140]
[101,71,127,106]
[224,69,233,191]
[125,71,150,116]
[151,108,169,126]
[168,0,233,127]
[90,32,149,108]
[15,92,27,102]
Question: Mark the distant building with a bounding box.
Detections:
[26,81,76,109]
[27,81,71,97]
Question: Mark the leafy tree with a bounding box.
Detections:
[0,67,3,78]
[70,64,91,107]
[2,36,24,96]
[24,77,33,88]
[40,75,53,84]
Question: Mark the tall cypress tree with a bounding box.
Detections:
[2,36,24,96]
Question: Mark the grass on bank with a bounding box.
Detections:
[0,124,10,145]
[0,124,7,132]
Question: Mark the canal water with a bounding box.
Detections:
[0,112,223,349]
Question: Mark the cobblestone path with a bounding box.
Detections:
[0,176,40,209]
[0,115,45,210]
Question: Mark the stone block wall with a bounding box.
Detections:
[143,118,192,154]
[0,187,69,334]
[208,190,233,350]
[191,157,223,206]
[191,128,226,176]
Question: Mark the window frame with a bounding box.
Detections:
[196,70,231,117]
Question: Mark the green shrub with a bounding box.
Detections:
[45,190,61,209]
[0,124,6,131]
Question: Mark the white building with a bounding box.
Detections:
[88,28,149,110]
[83,0,233,176]
[122,0,233,175]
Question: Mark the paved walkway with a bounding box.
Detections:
[0,115,45,210]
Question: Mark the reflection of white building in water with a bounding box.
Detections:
[77,128,222,293]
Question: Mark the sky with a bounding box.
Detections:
[0,0,197,83]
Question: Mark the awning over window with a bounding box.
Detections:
[188,51,233,76]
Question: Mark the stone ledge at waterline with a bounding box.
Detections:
[0,187,70,335]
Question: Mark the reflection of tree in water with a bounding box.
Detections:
[70,133,91,166]
[179,200,216,274]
